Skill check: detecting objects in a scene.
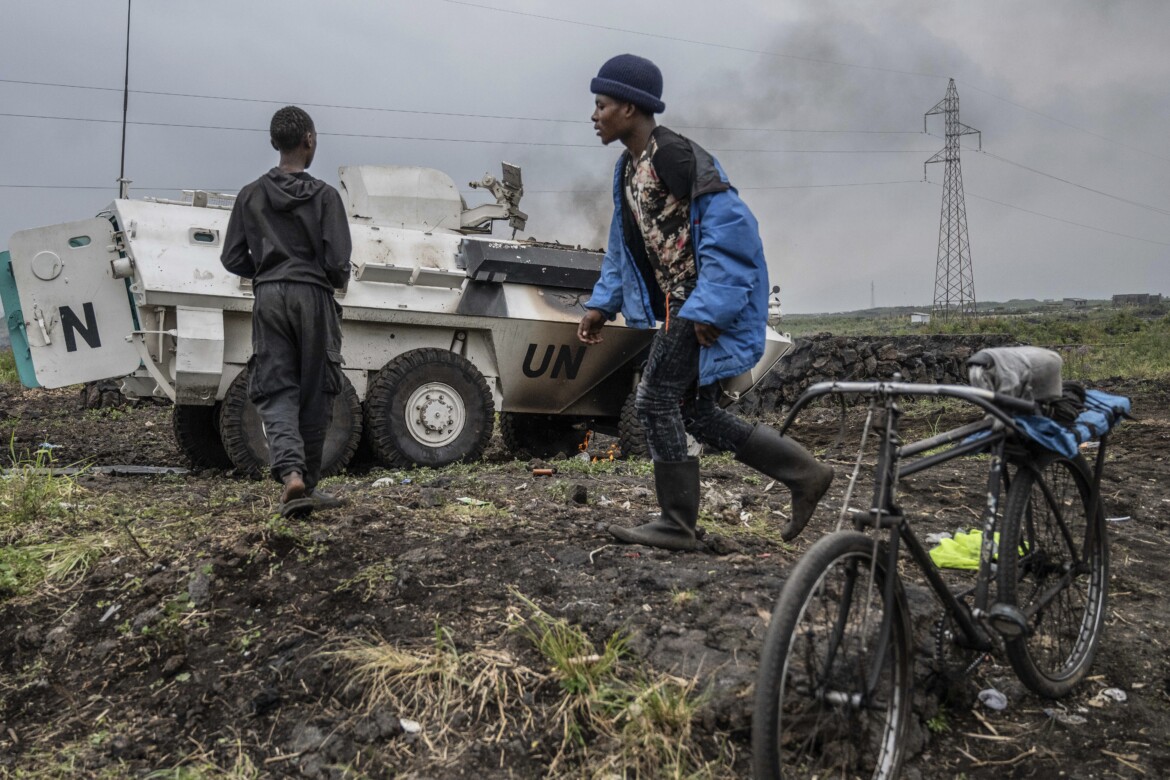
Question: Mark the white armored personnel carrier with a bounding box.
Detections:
[1,163,791,476]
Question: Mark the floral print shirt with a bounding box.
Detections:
[624,135,697,300]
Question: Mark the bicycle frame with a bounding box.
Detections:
[777,380,1043,661]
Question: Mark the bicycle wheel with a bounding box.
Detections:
[997,451,1108,698]
[753,531,911,779]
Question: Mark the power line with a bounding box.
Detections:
[979,150,1170,217]
[0,111,933,154]
[958,81,1169,164]
[925,180,1170,247]
[0,77,919,136]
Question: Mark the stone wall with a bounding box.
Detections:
[739,333,1018,414]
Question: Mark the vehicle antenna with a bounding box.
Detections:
[117,0,132,199]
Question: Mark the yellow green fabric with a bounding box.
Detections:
[928,530,1021,570]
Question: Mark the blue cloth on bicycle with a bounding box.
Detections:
[1009,415,1080,458]
[963,389,1131,458]
[1084,388,1131,419]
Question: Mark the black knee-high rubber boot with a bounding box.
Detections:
[609,459,701,551]
[735,424,833,541]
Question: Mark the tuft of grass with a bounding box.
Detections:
[328,624,541,754]
[0,533,112,597]
[1,439,86,532]
[0,349,18,386]
[511,591,626,697]
[509,590,726,778]
[335,559,396,603]
[144,736,261,779]
[600,672,714,779]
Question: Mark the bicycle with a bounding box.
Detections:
[751,377,1116,779]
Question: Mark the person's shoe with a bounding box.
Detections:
[735,424,834,541]
[609,459,701,551]
[280,497,315,519]
[307,488,346,510]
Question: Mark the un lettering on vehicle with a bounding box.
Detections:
[522,344,586,380]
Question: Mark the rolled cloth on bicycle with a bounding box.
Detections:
[961,388,1132,458]
[966,346,1064,402]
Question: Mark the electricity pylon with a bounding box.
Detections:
[925,78,980,322]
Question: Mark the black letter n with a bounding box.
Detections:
[60,302,102,352]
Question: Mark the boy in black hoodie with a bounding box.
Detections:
[221,105,352,516]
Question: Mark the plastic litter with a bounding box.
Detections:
[1101,687,1127,702]
[977,688,1008,711]
[400,718,421,734]
[1106,516,1131,523]
[456,497,489,506]
[372,477,394,487]
[925,531,953,545]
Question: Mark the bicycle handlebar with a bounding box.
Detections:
[778,380,1037,437]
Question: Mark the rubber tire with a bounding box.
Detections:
[172,403,233,469]
[997,451,1108,698]
[364,348,494,468]
[499,412,586,459]
[218,368,363,479]
[617,390,649,459]
[753,531,910,780]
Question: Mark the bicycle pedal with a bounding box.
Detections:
[986,603,1028,639]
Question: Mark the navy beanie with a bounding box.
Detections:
[591,54,665,114]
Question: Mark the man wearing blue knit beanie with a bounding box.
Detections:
[579,54,832,551]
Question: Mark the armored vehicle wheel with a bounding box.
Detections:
[364,349,494,468]
[618,390,649,459]
[172,403,233,469]
[218,369,363,479]
[499,412,587,459]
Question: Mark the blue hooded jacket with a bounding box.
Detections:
[584,127,770,385]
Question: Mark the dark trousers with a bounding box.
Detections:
[635,305,754,462]
[250,281,342,490]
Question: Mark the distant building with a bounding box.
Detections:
[910,312,930,325]
[1112,293,1163,306]
[1063,297,1088,308]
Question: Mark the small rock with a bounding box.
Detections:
[571,484,588,504]
[131,606,162,632]
[162,654,186,677]
[188,570,212,607]
[42,626,72,656]
[977,688,1008,711]
[92,639,119,659]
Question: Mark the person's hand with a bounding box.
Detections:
[578,309,607,344]
[694,322,722,347]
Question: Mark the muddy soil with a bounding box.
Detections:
[0,379,1167,778]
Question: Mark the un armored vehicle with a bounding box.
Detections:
[2,163,792,476]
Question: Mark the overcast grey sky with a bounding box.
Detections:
[2,0,1167,313]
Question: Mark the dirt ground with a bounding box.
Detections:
[0,378,1167,778]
